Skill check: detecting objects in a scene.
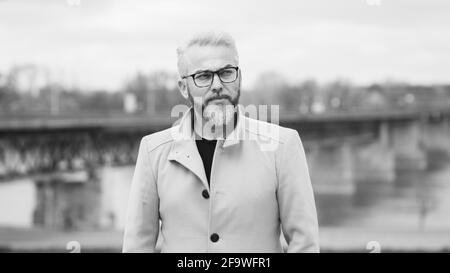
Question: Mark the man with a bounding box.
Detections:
[122,32,319,253]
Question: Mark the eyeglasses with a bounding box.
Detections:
[182,66,239,88]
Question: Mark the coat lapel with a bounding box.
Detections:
[167,108,209,190]
[167,105,245,191]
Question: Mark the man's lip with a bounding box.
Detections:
[208,97,230,103]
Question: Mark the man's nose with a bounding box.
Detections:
[210,73,223,93]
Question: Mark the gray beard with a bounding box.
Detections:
[187,88,240,128]
[203,103,236,127]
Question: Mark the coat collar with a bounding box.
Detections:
[167,105,244,189]
[169,104,244,147]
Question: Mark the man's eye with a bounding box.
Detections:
[195,73,212,81]
[220,70,233,77]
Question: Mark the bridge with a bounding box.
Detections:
[1,106,449,131]
[1,106,450,181]
[1,106,450,230]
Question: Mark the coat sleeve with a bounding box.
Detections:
[276,129,320,253]
[122,137,160,252]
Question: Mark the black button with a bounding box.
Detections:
[202,189,209,199]
[210,233,219,243]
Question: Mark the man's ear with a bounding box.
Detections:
[238,69,242,90]
[177,78,189,100]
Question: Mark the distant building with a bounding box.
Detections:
[364,85,388,109]
[123,92,138,113]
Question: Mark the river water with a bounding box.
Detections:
[0,138,449,235]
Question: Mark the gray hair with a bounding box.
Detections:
[176,31,239,77]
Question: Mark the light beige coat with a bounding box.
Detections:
[123,106,319,253]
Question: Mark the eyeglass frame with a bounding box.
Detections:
[181,66,239,88]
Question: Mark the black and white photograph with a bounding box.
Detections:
[1,0,450,258]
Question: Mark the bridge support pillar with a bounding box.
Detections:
[390,120,427,172]
[307,141,355,195]
[352,126,396,184]
[421,118,450,168]
[33,169,102,230]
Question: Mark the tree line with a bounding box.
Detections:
[1,65,450,117]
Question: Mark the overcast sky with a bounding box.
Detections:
[1,0,450,91]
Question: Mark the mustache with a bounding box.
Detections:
[206,95,232,104]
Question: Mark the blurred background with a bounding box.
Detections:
[1,0,450,252]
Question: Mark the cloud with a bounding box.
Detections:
[0,0,449,90]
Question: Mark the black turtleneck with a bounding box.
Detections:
[195,137,217,187]
[193,110,238,187]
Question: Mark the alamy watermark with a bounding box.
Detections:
[170,103,281,152]
[67,0,81,6]
[366,241,381,253]
[66,241,81,253]
[365,0,382,6]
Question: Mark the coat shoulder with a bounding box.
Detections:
[141,126,177,153]
[243,116,300,145]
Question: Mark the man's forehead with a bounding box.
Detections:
[184,45,238,73]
